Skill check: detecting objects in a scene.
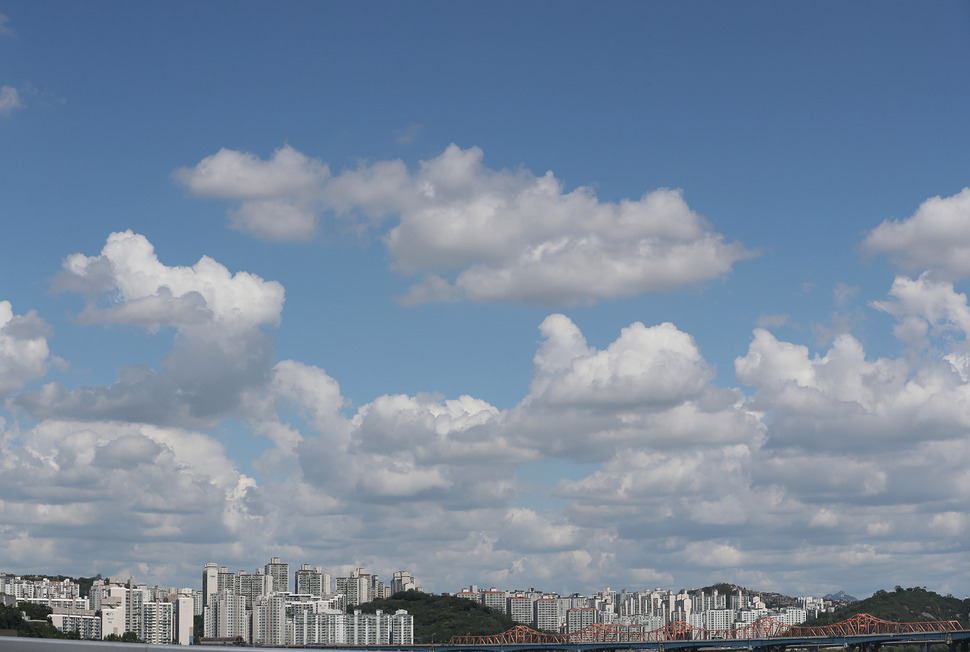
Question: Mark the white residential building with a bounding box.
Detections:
[705,608,736,631]
[534,597,560,632]
[101,604,125,639]
[175,596,194,645]
[205,591,248,642]
[142,601,174,645]
[481,588,507,611]
[265,557,289,595]
[391,571,418,594]
[238,570,272,609]
[507,595,533,624]
[202,563,219,602]
[295,564,331,598]
[776,607,808,626]
[252,594,287,646]
[50,613,102,640]
[566,607,597,633]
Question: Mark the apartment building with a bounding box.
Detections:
[534,597,560,632]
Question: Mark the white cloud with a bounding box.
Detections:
[871,273,970,347]
[293,389,524,508]
[178,143,755,304]
[736,328,817,388]
[8,224,970,593]
[684,541,746,567]
[0,86,24,115]
[809,508,840,528]
[928,511,967,536]
[174,146,330,241]
[498,508,582,553]
[5,302,970,594]
[834,283,860,307]
[757,313,789,328]
[269,360,347,437]
[735,326,970,452]
[585,445,748,497]
[0,302,53,396]
[0,14,12,37]
[0,419,256,581]
[60,230,284,330]
[754,454,888,502]
[379,145,754,304]
[22,232,284,426]
[511,315,762,465]
[529,314,714,408]
[393,123,423,145]
[863,187,970,279]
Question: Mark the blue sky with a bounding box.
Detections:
[2,1,970,599]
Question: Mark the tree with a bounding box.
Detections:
[193,614,204,644]
[355,591,517,643]
[18,601,53,621]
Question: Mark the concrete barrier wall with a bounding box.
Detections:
[0,640,407,652]
[0,639,173,652]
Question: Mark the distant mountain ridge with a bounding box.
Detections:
[824,590,858,602]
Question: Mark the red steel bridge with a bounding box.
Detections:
[444,614,970,652]
[0,613,967,652]
[453,613,964,645]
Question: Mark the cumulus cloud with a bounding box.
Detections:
[0,85,24,115]
[5,298,970,594]
[21,232,284,426]
[560,446,753,510]
[498,508,581,553]
[871,273,970,348]
[529,314,714,408]
[174,146,330,241]
[732,275,970,566]
[59,230,284,330]
[735,327,970,452]
[0,419,256,577]
[513,314,761,464]
[0,302,53,396]
[863,187,970,280]
[377,145,754,304]
[684,541,746,567]
[178,144,755,305]
[928,511,967,536]
[291,387,523,509]
[8,215,970,593]
[240,314,768,588]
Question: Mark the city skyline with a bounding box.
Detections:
[2,2,970,598]
[2,564,857,644]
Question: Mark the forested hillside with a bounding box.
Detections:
[804,587,970,629]
[0,602,69,638]
[355,591,517,643]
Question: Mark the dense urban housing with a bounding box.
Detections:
[1,560,839,645]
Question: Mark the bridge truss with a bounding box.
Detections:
[450,613,964,645]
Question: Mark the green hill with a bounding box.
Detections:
[0,601,71,638]
[355,591,517,643]
[804,587,970,629]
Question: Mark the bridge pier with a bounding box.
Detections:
[849,643,881,652]
[751,644,785,652]
[948,635,969,652]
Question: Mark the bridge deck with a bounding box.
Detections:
[1,630,968,652]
